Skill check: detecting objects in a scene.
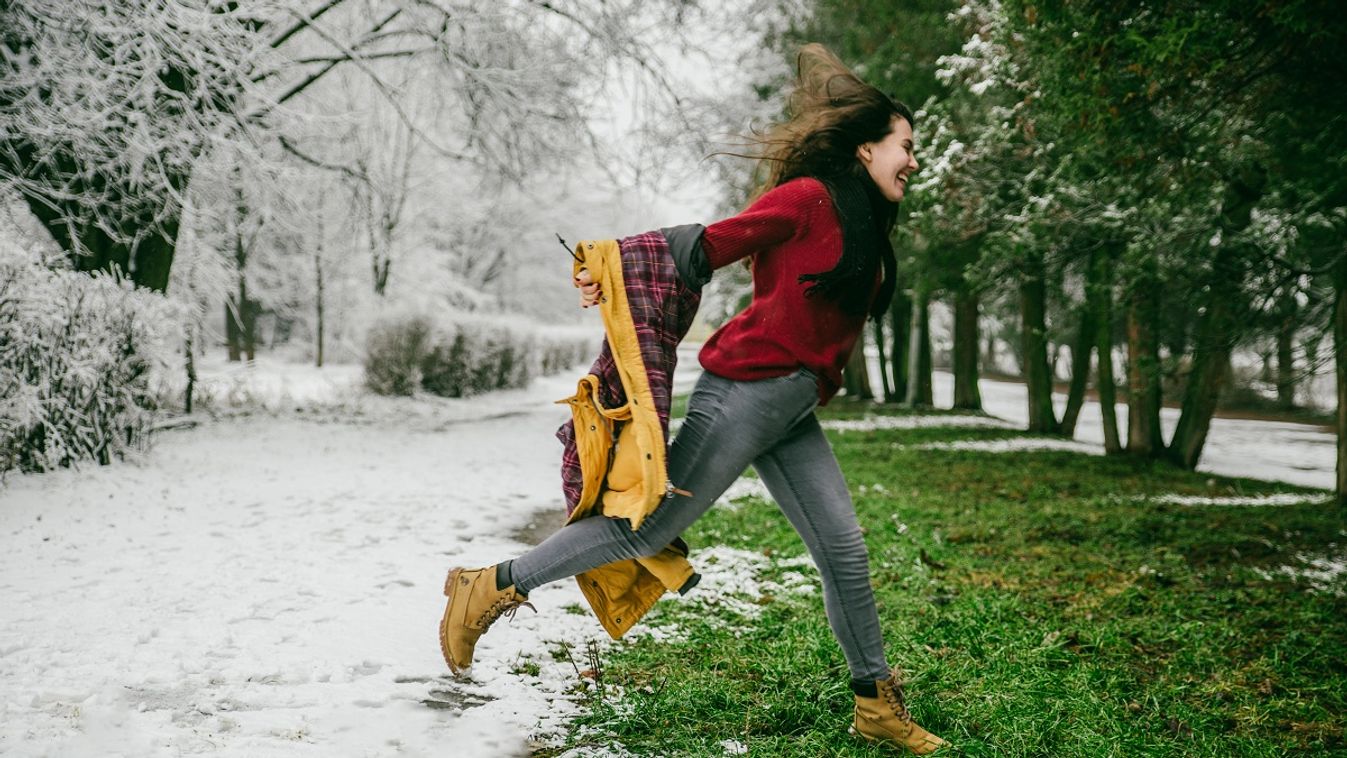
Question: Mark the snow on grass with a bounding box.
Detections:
[901,437,1103,455]
[708,476,897,513]
[1251,550,1347,596]
[713,477,771,510]
[820,414,1016,433]
[555,740,641,758]
[720,738,749,754]
[1148,493,1333,507]
[675,546,819,632]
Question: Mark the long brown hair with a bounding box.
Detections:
[741,44,913,321]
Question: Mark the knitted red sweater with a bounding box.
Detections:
[699,177,881,406]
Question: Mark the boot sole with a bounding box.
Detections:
[440,568,466,674]
[849,723,949,754]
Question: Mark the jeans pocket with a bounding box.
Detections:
[761,366,816,384]
[770,368,821,430]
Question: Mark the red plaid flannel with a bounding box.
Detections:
[557,231,702,516]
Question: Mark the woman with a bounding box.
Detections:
[440,44,947,754]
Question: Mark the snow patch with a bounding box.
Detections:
[714,477,772,510]
[1149,493,1332,507]
[1252,550,1347,596]
[720,738,749,754]
[902,437,1102,455]
[820,415,1015,432]
[677,546,819,632]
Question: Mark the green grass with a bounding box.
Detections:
[545,396,1346,757]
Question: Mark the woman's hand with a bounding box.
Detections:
[575,268,603,308]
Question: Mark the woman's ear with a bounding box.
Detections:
[856,143,873,164]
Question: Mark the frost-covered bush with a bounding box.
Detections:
[364,315,434,396]
[365,312,593,398]
[0,239,179,473]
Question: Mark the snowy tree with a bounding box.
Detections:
[0,0,714,293]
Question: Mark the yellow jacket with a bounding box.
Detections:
[554,238,699,639]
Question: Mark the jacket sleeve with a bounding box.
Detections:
[660,223,710,293]
[700,177,825,270]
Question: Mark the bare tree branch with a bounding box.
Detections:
[278,135,367,182]
[249,8,403,103]
[289,47,433,66]
[268,0,352,49]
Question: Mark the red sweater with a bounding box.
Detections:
[698,177,881,406]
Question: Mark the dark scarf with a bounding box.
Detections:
[798,171,898,321]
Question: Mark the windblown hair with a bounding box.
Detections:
[743,43,914,321]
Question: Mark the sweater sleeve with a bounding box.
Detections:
[701,178,827,271]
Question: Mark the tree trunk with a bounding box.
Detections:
[1170,168,1264,469]
[366,188,392,296]
[372,257,390,296]
[889,289,911,403]
[1059,303,1096,437]
[952,288,982,410]
[1021,253,1059,433]
[1336,250,1347,508]
[874,317,891,401]
[905,290,933,406]
[1126,285,1164,456]
[843,335,874,400]
[1170,347,1231,469]
[315,251,326,368]
[184,332,196,414]
[246,299,257,362]
[918,306,933,405]
[1060,252,1100,438]
[20,171,187,293]
[227,175,253,362]
[229,276,257,363]
[984,329,997,375]
[225,299,242,362]
[1277,294,1297,408]
[1093,248,1123,454]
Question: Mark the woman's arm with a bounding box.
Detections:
[700,177,825,270]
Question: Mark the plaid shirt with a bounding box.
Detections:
[557,231,702,516]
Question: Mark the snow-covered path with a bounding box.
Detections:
[0,366,676,758]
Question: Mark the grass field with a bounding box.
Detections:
[544,396,1345,757]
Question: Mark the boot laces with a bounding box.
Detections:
[883,670,914,723]
[477,595,536,629]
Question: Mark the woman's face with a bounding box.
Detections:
[857,115,918,203]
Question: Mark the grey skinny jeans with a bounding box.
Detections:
[510,366,891,682]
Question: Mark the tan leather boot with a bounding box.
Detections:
[850,667,949,754]
[439,565,535,674]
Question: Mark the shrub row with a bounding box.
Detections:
[364,312,594,398]
[0,240,178,474]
